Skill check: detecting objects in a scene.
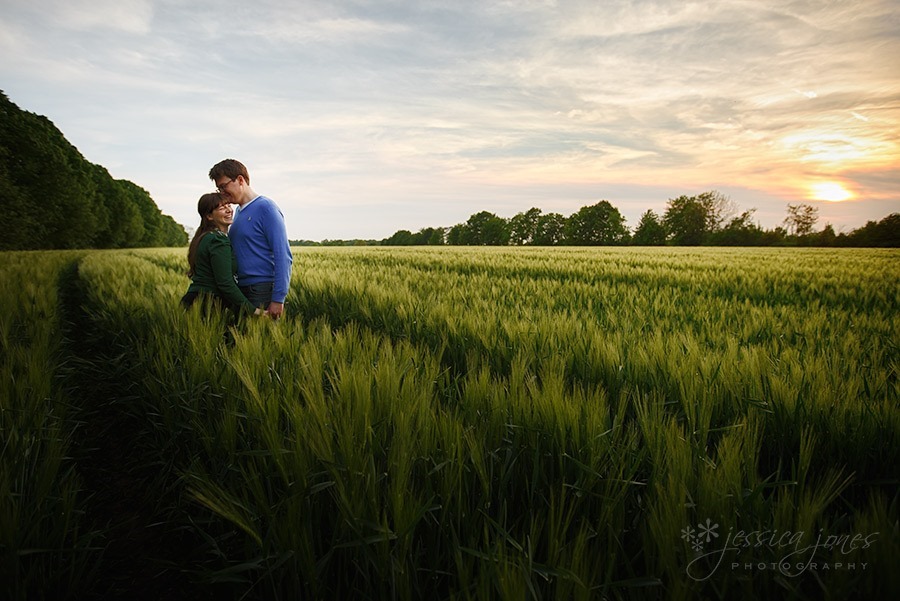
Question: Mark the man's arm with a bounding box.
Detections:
[264,200,293,318]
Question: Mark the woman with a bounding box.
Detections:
[181,192,264,315]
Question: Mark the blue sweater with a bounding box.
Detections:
[228,196,293,303]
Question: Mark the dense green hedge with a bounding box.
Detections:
[0,91,186,250]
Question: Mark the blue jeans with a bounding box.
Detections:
[240,282,274,309]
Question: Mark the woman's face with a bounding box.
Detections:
[207,202,234,231]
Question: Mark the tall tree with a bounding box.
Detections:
[417,226,445,245]
[463,211,509,245]
[698,190,737,232]
[533,212,566,246]
[384,229,414,245]
[0,92,97,248]
[783,203,819,236]
[0,90,186,250]
[159,214,187,246]
[814,223,837,247]
[663,194,709,245]
[564,200,627,245]
[631,210,667,245]
[508,207,542,245]
[662,190,736,245]
[0,157,39,249]
[446,223,467,245]
[845,213,900,247]
[708,210,765,246]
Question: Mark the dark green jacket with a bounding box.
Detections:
[187,231,256,312]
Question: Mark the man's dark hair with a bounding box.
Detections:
[209,159,250,185]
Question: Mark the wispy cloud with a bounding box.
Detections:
[0,0,897,239]
[23,0,155,34]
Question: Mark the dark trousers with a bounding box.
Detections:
[240,282,274,309]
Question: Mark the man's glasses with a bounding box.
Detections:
[216,178,235,192]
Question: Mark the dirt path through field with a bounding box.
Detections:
[58,262,212,600]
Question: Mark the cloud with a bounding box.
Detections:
[20,0,154,34]
[253,14,410,45]
[0,0,897,239]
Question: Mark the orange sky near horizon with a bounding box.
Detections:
[1,0,897,238]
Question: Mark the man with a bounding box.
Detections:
[209,159,293,319]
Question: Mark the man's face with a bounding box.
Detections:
[215,176,240,203]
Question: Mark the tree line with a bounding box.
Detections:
[360,191,896,248]
[0,91,186,250]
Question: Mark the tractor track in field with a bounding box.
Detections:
[57,261,215,601]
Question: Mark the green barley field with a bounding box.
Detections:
[2,246,898,600]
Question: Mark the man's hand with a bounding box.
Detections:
[267,301,285,319]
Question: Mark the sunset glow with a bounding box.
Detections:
[810,182,854,202]
[1,0,898,238]
[781,131,880,166]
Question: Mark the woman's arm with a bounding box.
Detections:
[206,234,259,313]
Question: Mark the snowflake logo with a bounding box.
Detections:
[681,519,719,553]
[697,518,719,543]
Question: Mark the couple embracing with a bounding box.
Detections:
[181,159,293,319]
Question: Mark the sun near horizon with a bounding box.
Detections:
[809,181,854,202]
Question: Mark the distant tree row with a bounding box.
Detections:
[0,91,186,250]
[378,191,899,248]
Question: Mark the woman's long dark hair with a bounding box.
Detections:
[187,193,226,278]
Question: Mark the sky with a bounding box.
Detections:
[1,0,898,241]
